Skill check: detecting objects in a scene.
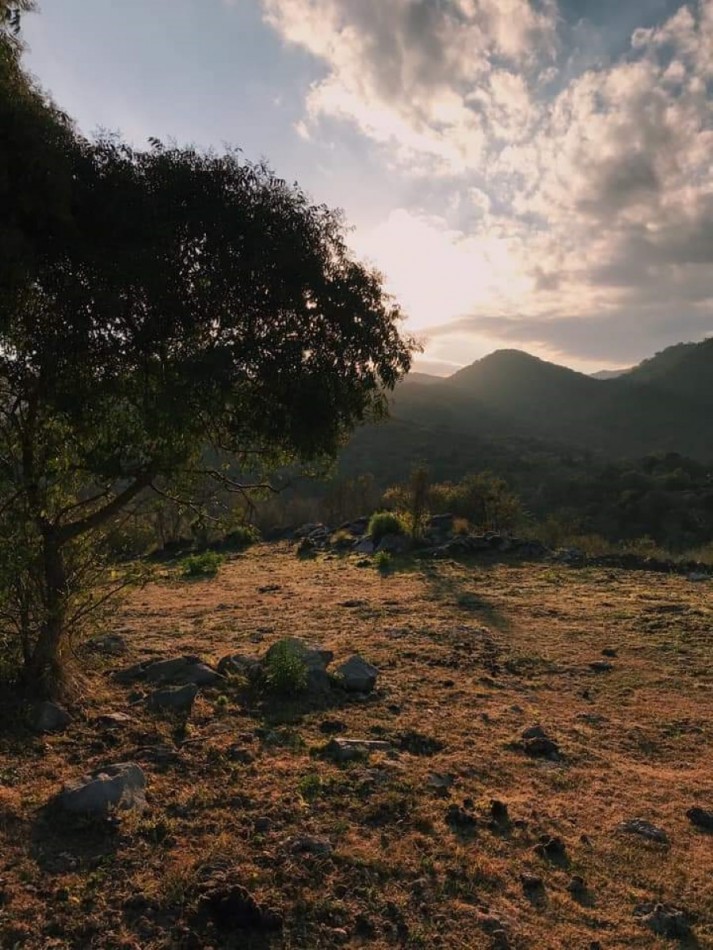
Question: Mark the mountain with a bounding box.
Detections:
[376,339,713,464]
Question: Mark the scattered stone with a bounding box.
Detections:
[216,653,259,677]
[339,599,366,608]
[87,633,128,655]
[146,683,198,714]
[534,836,567,860]
[686,806,713,831]
[254,817,271,833]
[287,835,333,856]
[336,655,378,693]
[95,712,134,730]
[589,660,613,673]
[619,818,669,844]
[445,803,476,830]
[602,648,617,657]
[322,738,391,763]
[133,743,180,766]
[521,725,560,758]
[490,800,510,824]
[30,701,71,734]
[57,762,147,816]
[398,731,445,756]
[426,772,454,791]
[376,533,409,554]
[520,873,543,892]
[633,902,691,938]
[688,572,708,582]
[353,538,375,555]
[199,880,282,932]
[226,744,254,765]
[567,875,586,897]
[116,655,220,687]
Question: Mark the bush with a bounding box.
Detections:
[262,641,308,696]
[368,511,405,544]
[374,550,392,573]
[224,524,260,550]
[179,550,225,578]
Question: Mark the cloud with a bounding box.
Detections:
[261,0,713,366]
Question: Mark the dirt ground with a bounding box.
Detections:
[1,543,712,949]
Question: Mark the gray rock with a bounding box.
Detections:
[87,634,128,655]
[353,537,375,555]
[217,653,259,676]
[146,683,198,713]
[287,835,333,855]
[30,701,71,734]
[57,762,146,816]
[521,725,560,758]
[336,655,378,693]
[589,660,613,673]
[95,712,134,730]
[633,902,691,938]
[142,655,221,686]
[376,533,409,554]
[264,638,333,673]
[322,738,392,763]
[619,818,669,844]
[687,806,713,830]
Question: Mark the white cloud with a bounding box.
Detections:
[261,0,713,365]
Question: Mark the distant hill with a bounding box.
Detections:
[591,368,629,380]
[360,338,713,469]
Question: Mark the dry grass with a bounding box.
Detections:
[0,543,711,948]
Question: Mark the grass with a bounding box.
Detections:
[0,542,711,948]
[178,549,225,578]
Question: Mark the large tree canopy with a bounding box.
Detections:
[0,11,413,693]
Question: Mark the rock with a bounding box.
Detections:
[686,806,713,831]
[264,638,333,673]
[216,653,259,677]
[116,655,220,687]
[376,533,409,554]
[199,879,282,932]
[633,902,691,938]
[95,712,134,730]
[30,701,71,734]
[319,719,347,735]
[254,817,271,833]
[426,772,454,790]
[521,725,560,758]
[87,634,128,655]
[534,835,567,860]
[322,738,391,763]
[445,803,476,830]
[429,513,454,532]
[520,873,543,892]
[602,647,617,657]
[687,572,708,582]
[490,800,510,824]
[142,656,221,686]
[146,683,198,713]
[335,655,378,693]
[398,731,445,756]
[57,762,146,816]
[287,835,333,855]
[567,875,586,897]
[589,660,613,673]
[353,538,375,555]
[619,818,669,844]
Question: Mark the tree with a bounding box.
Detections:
[0,25,414,694]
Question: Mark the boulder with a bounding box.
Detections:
[217,653,260,677]
[30,701,71,734]
[86,633,128,655]
[619,818,669,844]
[353,537,375,555]
[521,725,560,758]
[322,738,391,763]
[376,533,409,554]
[146,683,199,713]
[335,655,378,693]
[287,835,333,855]
[633,902,691,938]
[686,806,713,830]
[57,762,146,816]
[115,654,221,687]
[95,712,134,730]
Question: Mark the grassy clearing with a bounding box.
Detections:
[0,542,711,948]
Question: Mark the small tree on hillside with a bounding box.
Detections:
[0,16,414,694]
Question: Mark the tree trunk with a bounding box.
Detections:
[23,528,67,696]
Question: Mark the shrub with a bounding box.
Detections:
[374,550,392,573]
[224,524,260,550]
[179,550,225,578]
[262,641,308,696]
[368,511,405,544]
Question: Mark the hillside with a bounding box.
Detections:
[2,545,711,948]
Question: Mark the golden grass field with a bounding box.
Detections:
[1,543,712,949]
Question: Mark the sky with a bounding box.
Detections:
[21,0,713,375]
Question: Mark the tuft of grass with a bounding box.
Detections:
[374,550,392,573]
[179,550,225,578]
[368,511,405,544]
